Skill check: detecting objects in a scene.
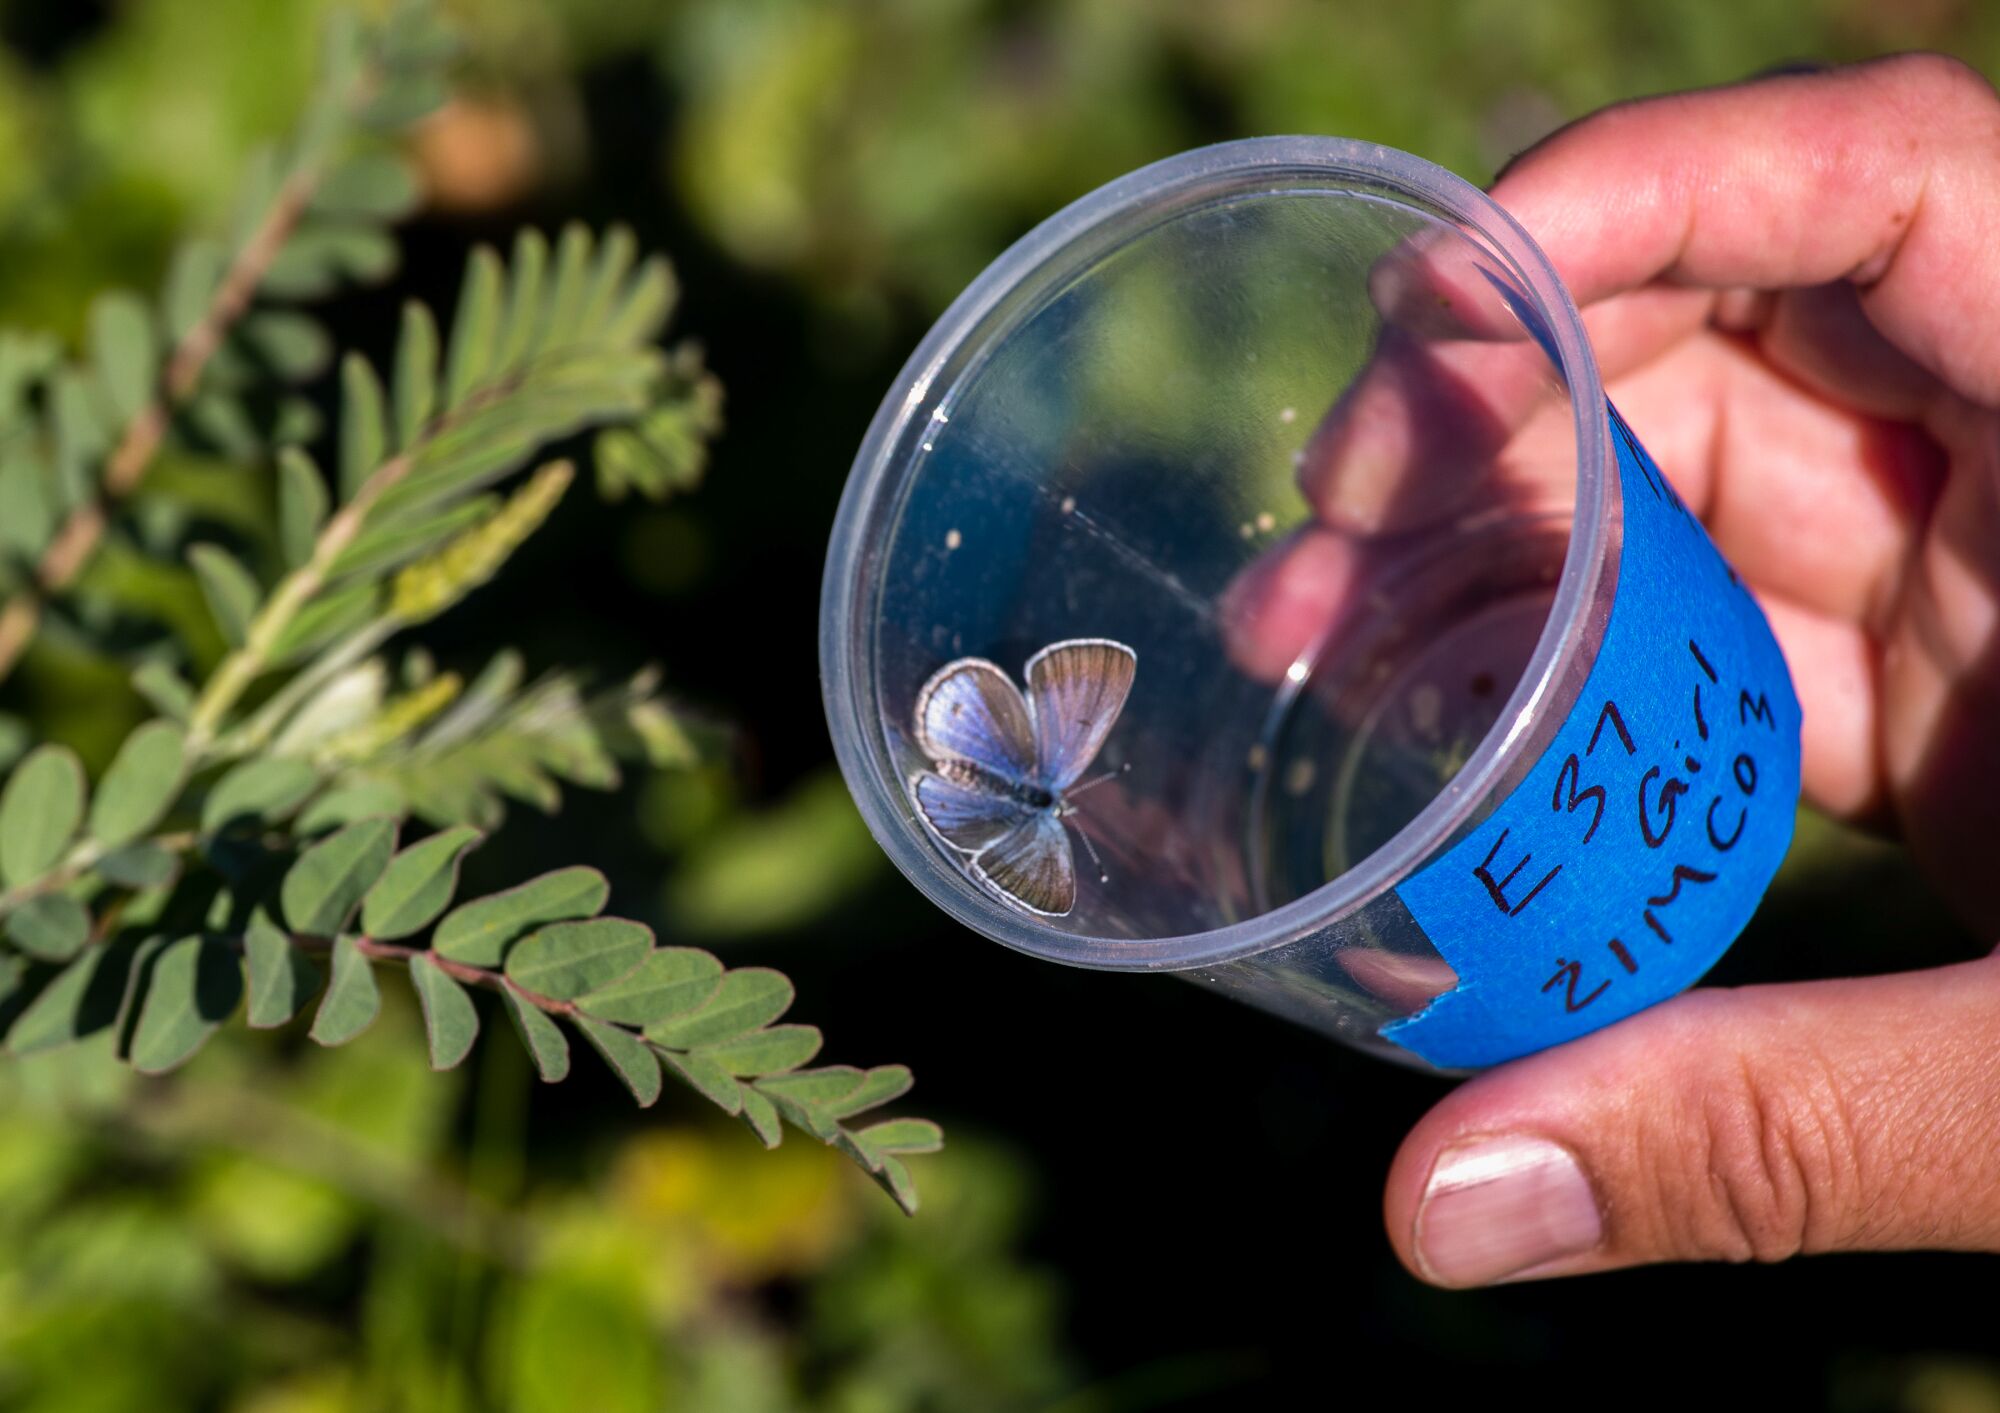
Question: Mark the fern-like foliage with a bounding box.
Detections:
[0,1,938,1214]
[0,787,937,1213]
[0,1,457,681]
[271,650,701,831]
[180,222,702,751]
[0,220,934,1210]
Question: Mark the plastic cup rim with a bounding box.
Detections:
[819,135,1614,973]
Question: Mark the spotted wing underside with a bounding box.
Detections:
[972,811,1076,916]
[1025,638,1137,791]
[915,658,1036,781]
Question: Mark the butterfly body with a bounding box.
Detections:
[935,758,1058,813]
[908,637,1137,917]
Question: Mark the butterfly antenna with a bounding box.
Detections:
[1072,821,1110,886]
[1063,760,1132,801]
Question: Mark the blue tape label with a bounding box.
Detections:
[1383,404,1802,1070]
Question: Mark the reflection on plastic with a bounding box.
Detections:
[1384,406,1802,1069]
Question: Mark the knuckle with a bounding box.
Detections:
[1636,1018,1866,1264]
[1874,52,2000,126]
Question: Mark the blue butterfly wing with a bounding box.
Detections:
[915,658,1037,781]
[1025,638,1136,791]
[972,811,1076,916]
[911,771,1031,852]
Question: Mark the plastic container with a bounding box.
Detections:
[820,137,1799,1071]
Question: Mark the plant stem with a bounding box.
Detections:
[0,33,401,687]
[336,933,577,1017]
[218,616,401,761]
[0,169,323,685]
[182,363,570,755]
[0,830,199,915]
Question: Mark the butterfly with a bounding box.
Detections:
[909,637,1137,917]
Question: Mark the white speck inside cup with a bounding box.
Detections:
[823,139,1618,1064]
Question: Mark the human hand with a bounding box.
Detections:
[1246,55,2000,1285]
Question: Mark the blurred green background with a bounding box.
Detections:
[0,1,1996,1408]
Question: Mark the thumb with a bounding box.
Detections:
[1385,954,2000,1287]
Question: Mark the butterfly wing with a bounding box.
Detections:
[1025,638,1137,791]
[911,770,1031,853]
[915,658,1037,781]
[972,811,1076,917]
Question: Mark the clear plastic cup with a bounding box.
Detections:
[820,137,1799,1071]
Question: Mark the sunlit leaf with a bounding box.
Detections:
[97,841,179,889]
[657,1047,741,1115]
[129,935,240,1074]
[0,744,86,888]
[296,780,405,835]
[90,289,158,424]
[821,1064,914,1120]
[603,256,677,349]
[409,953,478,1070]
[244,911,319,1028]
[278,448,331,568]
[202,757,317,833]
[327,494,493,581]
[5,894,90,962]
[756,1066,864,1110]
[855,1117,943,1154]
[496,228,547,374]
[0,451,54,562]
[241,311,334,381]
[6,936,142,1056]
[574,947,719,1026]
[737,1086,782,1149]
[281,816,397,936]
[361,825,478,939]
[695,1023,821,1078]
[269,578,382,663]
[543,224,592,344]
[50,369,109,510]
[432,865,606,966]
[573,1015,661,1106]
[444,245,503,406]
[503,917,650,1001]
[89,720,185,848]
[872,1154,919,1216]
[577,226,637,336]
[501,986,568,1081]
[644,967,791,1049]
[339,352,388,498]
[188,543,261,647]
[133,661,197,722]
[161,238,226,342]
[264,224,397,299]
[392,300,438,448]
[309,935,380,1046]
[314,150,421,220]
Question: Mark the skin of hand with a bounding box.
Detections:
[1236,54,2000,1286]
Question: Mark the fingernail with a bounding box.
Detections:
[1415,1135,1603,1286]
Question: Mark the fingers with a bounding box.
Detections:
[1384,955,2000,1286]
[1604,330,1945,627]
[1298,286,1713,533]
[1880,413,2000,935]
[1220,526,1366,682]
[1753,280,1941,424]
[1756,591,1881,819]
[1228,330,1935,821]
[1491,54,2000,404]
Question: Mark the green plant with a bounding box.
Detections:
[0,2,938,1215]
